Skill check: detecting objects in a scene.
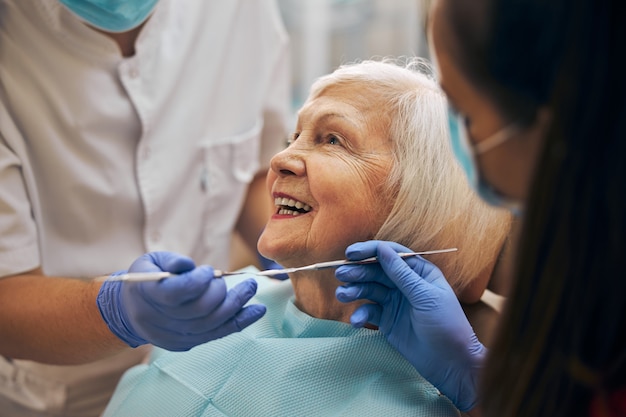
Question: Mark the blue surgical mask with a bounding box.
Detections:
[447,106,523,215]
[59,0,159,33]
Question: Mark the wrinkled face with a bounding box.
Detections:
[257,83,394,267]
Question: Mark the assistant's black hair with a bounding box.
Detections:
[446,0,626,415]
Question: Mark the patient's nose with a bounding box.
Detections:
[270,146,306,177]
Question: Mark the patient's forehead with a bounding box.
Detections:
[300,82,391,132]
[308,82,386,110]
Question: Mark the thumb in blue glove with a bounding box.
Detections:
[97,251,267,351]
[334,240,485,412]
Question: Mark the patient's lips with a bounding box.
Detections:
[274,195,312,216]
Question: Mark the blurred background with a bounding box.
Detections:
[231,0,432,270]
[279,0,431,109]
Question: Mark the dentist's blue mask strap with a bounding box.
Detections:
[59,0,159,33]
[447,105,523,215]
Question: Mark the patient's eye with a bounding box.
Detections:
[321,134,345,148]
[287,132,299,146]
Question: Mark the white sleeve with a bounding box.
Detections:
[0,101,41,277]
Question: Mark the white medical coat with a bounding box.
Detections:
[0,0,291,415]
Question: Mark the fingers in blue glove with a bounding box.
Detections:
[139,304,267,351]
[136,265,223,312]
[201,303,267,338]
[100,251,269,352]
[335,282,390,304]
[129,251,196,274]
[337,242,451,296]
[376,242,446,286]
[335,282,391,329]
[194,278,262,328]
[349,303,382,328]
[337,241,485,412]
[344,240,412,261]
[133,277,261,330]
[337,240,414,286]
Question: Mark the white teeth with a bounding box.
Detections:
[278,208,301,216]
[274,196,312,214]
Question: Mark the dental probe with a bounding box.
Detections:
[96,248,458,282]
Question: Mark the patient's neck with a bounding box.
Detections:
[290,269,359,323]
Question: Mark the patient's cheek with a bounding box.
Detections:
[266,170,277,192]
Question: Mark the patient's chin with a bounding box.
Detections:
[256,237,273,260]
[257,235,286,264]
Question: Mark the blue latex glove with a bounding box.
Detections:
[257,250,289,280]
[334,240,485,412]
[97,251,266,351]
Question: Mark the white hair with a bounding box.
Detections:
[308,58,511,291]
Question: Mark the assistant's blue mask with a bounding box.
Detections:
[447,106,523,215]
[59,0,159,33]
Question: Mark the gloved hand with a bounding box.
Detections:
[257,250,289,280]
[334,240,485,412]
[97,251,266,351]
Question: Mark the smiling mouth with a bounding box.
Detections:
[274,197,312,216]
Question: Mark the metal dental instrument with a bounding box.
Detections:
[97,248,458,282]
[94,271,173,282]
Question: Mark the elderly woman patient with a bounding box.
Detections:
[103,59,510,417]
